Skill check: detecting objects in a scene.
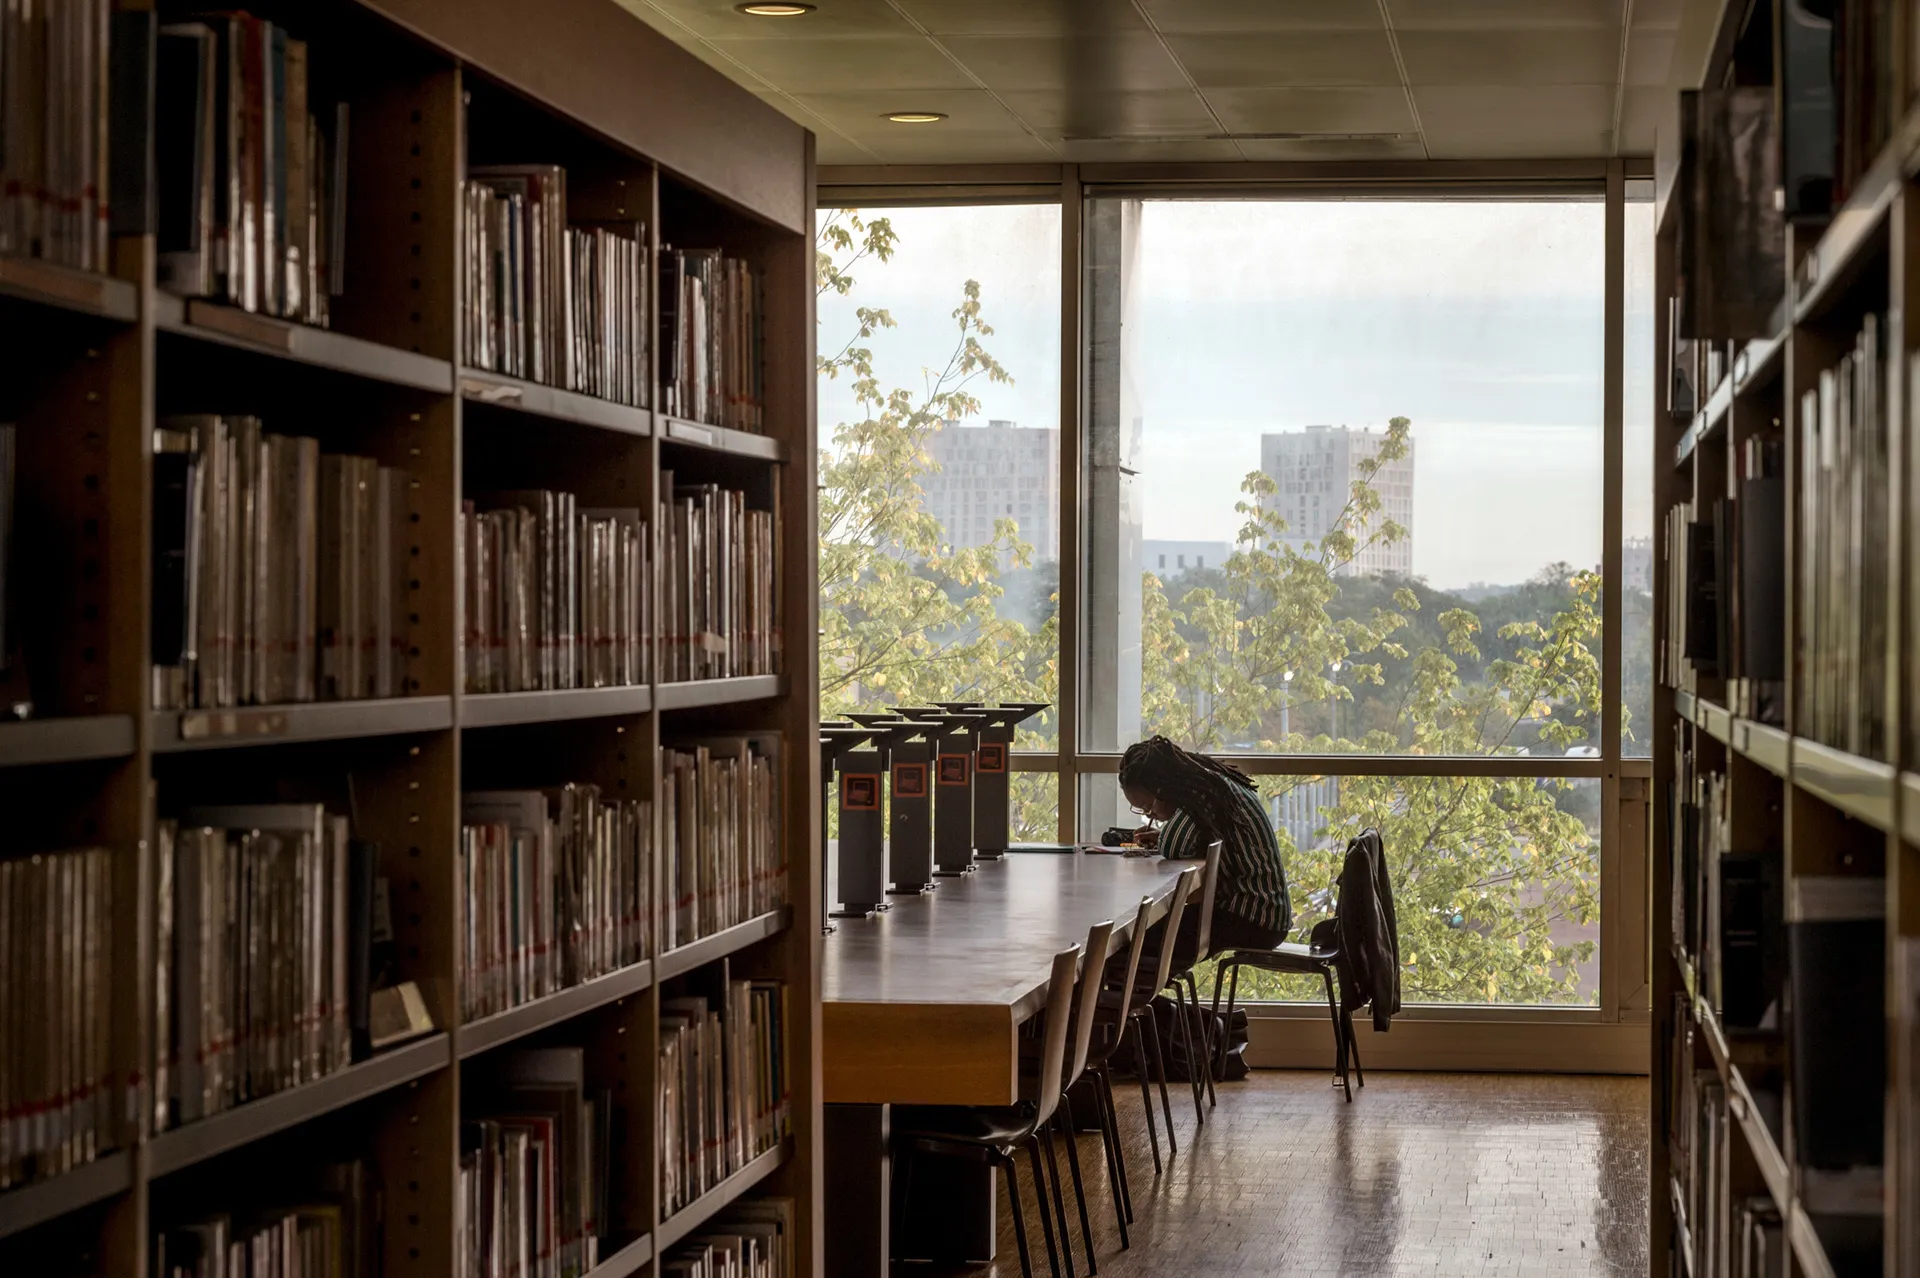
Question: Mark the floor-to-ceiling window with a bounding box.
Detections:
[1080,195,1608,1006]
[817,167,1651,1037]
[815,203,1062,839]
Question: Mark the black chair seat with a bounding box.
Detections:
[1219,941,1337,972]
[894,1100,1040,1148]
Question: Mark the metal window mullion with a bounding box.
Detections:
[1056,165,1083,840]
[1069,752,1611,780]
[1600,160,1627,1025]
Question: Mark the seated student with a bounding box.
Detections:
[1118,735,1293,969]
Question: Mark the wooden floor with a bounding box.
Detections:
[899,1070,1649,1277]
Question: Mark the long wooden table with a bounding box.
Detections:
[821,850,1190,1274]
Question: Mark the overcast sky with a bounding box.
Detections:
[819,200,1654,592]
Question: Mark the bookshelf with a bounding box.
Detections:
[1653,4,1920,1275]
[0,0,821,1275]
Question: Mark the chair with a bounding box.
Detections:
[895,929,1109,1278]
[1082,895,1156,1238]
[1210,928,1357,1101]
[1208,832,1388,1104]
[1042,919,1115,1277]
[1118,865,1197,1164]
[1161,840,1223,1122]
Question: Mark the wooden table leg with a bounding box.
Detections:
[825,1103,892,1278]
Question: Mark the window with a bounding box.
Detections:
[817,203,1062,753]
[1623,182,1656,757]
[1079,196,1609,1008]
[1199,775,1601,1007]
[1082,199,1605,764]
[818,179,1644,1019]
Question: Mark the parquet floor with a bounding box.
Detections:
[896,1070,1649,1278]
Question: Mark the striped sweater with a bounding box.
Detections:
[1158,781,1293,935]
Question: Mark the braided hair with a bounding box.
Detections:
[1118,736,1263,846]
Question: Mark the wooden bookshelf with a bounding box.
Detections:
[1653,6,1920,1273]
[0,0,821,1273]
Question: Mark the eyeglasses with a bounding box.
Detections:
[1128,803,1155,817]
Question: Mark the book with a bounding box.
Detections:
[0,846,115,1188]
[153,12,345,324]
[1795,315,1889,760]
[461,1047,608,1278]
[149,416,408,710]
[463,166,652,408]
[658,474,780,683]
[0,0,113,271]
[154,805,365,1128]
[659,974,789,1217]
[459,786,651,1022]
[462,492,648,695]
[155,1156,382,1278]
[659,247,763,432]
[659,736,783,951]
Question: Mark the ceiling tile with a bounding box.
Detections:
[1385,0,1619,29]
[705,34,975,92]
[1624,26,1674,87]
[618,0,914,39]
[1396,29,1621,85]
[1232,135,1428,160]
[1061,137,1247,161]
[1616,85,1664,154]
[1138,0,1385,33]
[1166,32,1401,87]
[997,88,1220,138]
[852,130,1062,162]
[1202,86,1416,134]
[1632,0,1685,29]
[1413,84,1615,157]
[889,0,1150,37]
[938,33,1193,93]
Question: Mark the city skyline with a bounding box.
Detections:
[818,201,1644,592]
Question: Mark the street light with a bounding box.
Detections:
[1281,669,1294,738]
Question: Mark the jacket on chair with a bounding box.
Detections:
[1307,828,1401,1032]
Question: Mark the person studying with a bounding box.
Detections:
[1117,736,1293,967]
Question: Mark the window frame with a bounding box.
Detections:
[817,158,1656,1066]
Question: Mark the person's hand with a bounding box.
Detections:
[1134,825,1159,849]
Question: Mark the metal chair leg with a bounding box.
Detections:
[1126,1015,1163,1174]
[1209,962,1230,1074]
[1343,1004,1365,1088]
[1095,1064,1133,1236]
[1039,1124,1077,1278]
[1184,973,1217,1107]
[1320,965,1351,1103]
[1140,1006,1179,1156]
[1055,1111,1099,1275]
[999,1152,1037,1278]
[1168,981,1205,1124]
[1026,1136,1064,1278]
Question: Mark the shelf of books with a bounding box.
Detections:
[0,0,820,1274]
[1654,4,1920,1274]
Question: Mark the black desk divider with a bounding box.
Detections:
[899,706,989,876]
[846,714,942,895]
[820,723,880,928]
[937,702,1048,859]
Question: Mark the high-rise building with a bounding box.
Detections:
[921,419,1061,562]
[1259,424,1415,578]
[1622,535,1653,593]
[1143,539,1233,578]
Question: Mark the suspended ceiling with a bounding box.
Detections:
[613,0,1680,165]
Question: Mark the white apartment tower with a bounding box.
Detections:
[1260,424,1415,578]
[922,419,1061,562]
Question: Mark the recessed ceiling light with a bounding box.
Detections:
[885,111,947,124]
[735,2,813,14]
